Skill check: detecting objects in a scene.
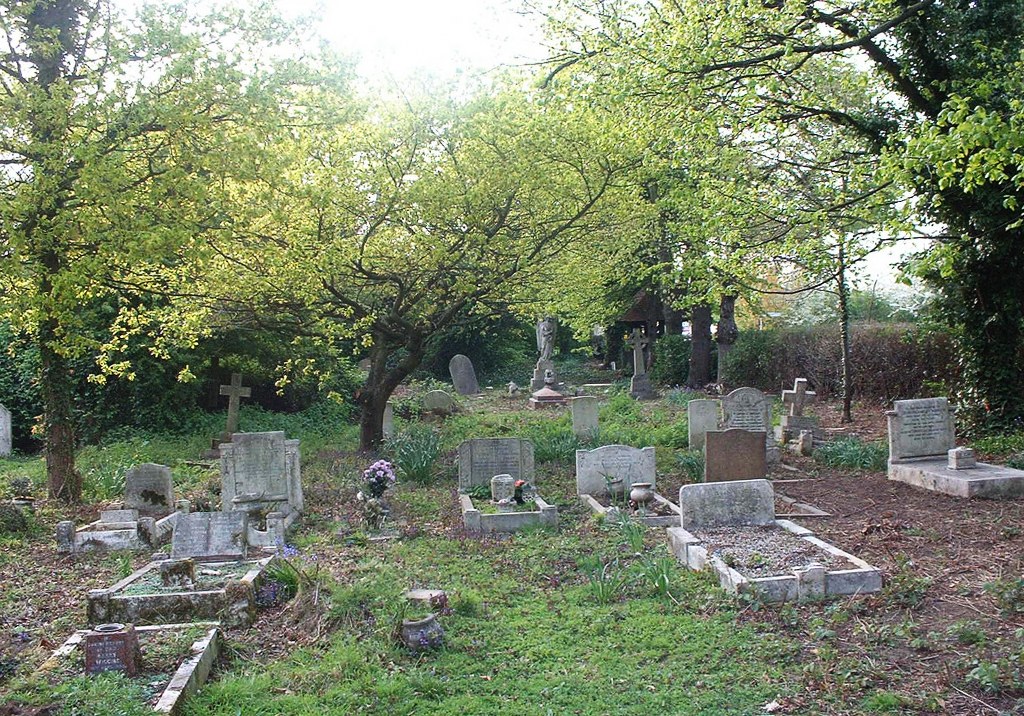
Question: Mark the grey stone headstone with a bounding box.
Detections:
[687,399,720,450]
[491,474,515,501]
[722,387,771,433]
[531,359,556,391]
[575,445,656,496]
[679,479,775,530]
[0,403,11,457]
[448,354,480,395]
[887,397,955,462]
[704,429,768,482]
[382,401,395,439]
[98,509,139,525]
[570,396,599,437]
[423,390,456,415]
[220,432,302,516]
[171,511,248,560]
[124,463,174,514]
[458,438,534,490]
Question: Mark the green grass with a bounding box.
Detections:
[813,437,887,472]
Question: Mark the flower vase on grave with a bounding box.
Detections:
[401,613,445,651]
[629,482,654,509]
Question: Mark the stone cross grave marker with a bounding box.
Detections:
[570,396,599,437]
[124,463,174,514]
[449,354,481,395]
[687,399,720,451]
[458,438,534,491]
[0,403,10,457]
[627,328,657,400]
[219,373,251,435]
[887,397,955,462]
[704,429,767,482]
[575,444,656,497]
[171,511,248,560]
[782,378,816,416]
[679,478,775,530]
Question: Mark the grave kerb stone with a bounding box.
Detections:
[575,445,656,497]
[448,354,481,395]
[886,397,955,462]
[679,479,775,530]
[457,438,535,491]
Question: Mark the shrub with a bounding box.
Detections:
[813,437,887,471]
[384,424,443,485]
[651,335,692,385]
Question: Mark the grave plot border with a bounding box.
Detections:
[43,623,219,716]
[667,520,881,602]
[578,491,682,527]
[459,494,558,534]
[87,557,272,628]
[888,458,1024,499]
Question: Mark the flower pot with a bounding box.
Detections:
[629,482,654,508]
[401,613,445,651]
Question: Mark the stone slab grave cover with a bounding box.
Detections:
[570,396,599,437]
[124,463,174,514]
[670,479,881,602]
[220,432,303,547]
[56,508,160,554]
[887,397,1024,498]
[448,354,481,395]
[457,438,534,491]
[575,444,656,497]
[171,511,248,560]
[722,386,777,462]
[0,403,10,456]
[687,399,720,450]
[423,389,456,415]
[704,429,768,483]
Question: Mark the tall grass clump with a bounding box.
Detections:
[675,449,705,482]
[524,421,580,463]
[384,423,443,485]
[813,437,887,471]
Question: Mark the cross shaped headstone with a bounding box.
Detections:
[782,378,816,417]
[627,328,649,376]
[219,373,251,435]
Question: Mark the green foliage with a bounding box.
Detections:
[450,590,483,617]
[813,438,887,472]
[522,421,580,464]
[0,504,29,536]
[651,335,692,386]
[579,556,631,604]
[419,312,535,383]
[983,577,1024,615]
[675,450,705,482]
[384,424,444,485]
[883,558,933,608]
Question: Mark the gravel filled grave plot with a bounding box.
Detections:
[691,524,852,578]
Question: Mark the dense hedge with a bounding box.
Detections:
[717,323,957,402]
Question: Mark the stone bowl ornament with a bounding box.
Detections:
[400,613,445,651]
[629,482,655,509]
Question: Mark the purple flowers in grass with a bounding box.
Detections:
[363,460,397,498]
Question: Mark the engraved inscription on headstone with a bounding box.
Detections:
[887,397,955,462]
[171,511,248,560]
[575,445,656,496]
[220,432,289,510]
[458,438,534,490]
[722,387,771,432]
[84,623,140,676]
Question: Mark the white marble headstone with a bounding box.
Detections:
[575,444,656,496]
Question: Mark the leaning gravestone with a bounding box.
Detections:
[458,438,534,491]
[722,387,777,462]
[449,354,481,395]
[704,429,767,482]
[423,390,456,415]
[124,464,174,514]
[687,399,720,451]
[570,396,599,437]
[0,403,10,457]
[575,444,656,497]
[220,432,303,517]
[171,511,248,560]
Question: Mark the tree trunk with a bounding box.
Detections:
[40,326,82,501]
[663,305,684,336]
[837,246,854,423]
[687,303,713,388]
[358,333,426,451]
[715,294,739,386]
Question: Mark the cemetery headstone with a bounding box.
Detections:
[220,431,303,516]
[218,373,251,435]
[171,511,248,560]
[679,478,775,530]
[383,401,395,439]
[490,474,515,502]
[84,623,141,677]
[886,397,955,462]
[458,438,534,491]
[124,463,174,514]
[722,386,777,462]
[778,378,822,441]
[570,396,599,437]
[423,390,456,415]
[449,354,481,395]
[704,429,767,482]
[687,399,720,450]
[575,444,656,496]
[627,328,658,400]
[0,403,10,457]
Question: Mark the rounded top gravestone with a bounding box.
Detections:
[448,354,480,395]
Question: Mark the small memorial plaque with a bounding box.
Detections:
[84,623,140,676]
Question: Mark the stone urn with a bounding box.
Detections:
[629,482,654,509]
[401,613,445,651]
